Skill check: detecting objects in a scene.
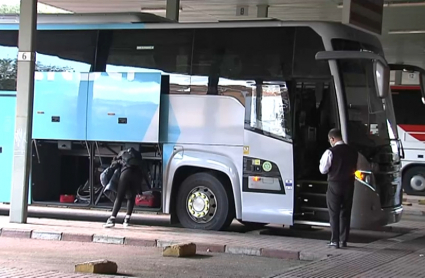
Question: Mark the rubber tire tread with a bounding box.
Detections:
[176,172,234,230]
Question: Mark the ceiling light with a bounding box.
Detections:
[337,1,425,8]
[141,6,183,13]
[388,30,425,35]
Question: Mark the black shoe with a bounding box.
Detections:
[340,242,348,248]
[327,242,340,249]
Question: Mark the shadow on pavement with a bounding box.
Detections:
[258,225,408,244]
[182,254,215,260]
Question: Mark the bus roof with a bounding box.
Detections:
[0,12,172,24]
[0,13,380,53]
[0,12,347,31]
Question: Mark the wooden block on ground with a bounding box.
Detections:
[75,259,118,274]
[418,199,425,205]
[163,243,196,257]
[403,202,412,206]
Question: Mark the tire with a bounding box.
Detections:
[176,172,235,231]
[403,166,425,196]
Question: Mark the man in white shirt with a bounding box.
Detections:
[319,128,358,249]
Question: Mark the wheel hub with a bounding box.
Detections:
[186,186,217,223]
[192,195,207,212]
[410,174,425,191]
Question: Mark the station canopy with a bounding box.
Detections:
[7,0,425,68]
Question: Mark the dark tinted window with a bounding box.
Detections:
[293,27,330,77]
[190,27,294,101]
[36,30,97,72]
[192,27,294,80]
[104,29,194,94]
[0,30,96,92]
[0,30,18,91]
[106,29,193,74]
[392,88,425,125]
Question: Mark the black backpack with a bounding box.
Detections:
[119,147,143,168]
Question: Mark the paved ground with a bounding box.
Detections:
[0,205,409,261]
[0,237,305,278]
[403,194,425,216]
[1,204,425,277]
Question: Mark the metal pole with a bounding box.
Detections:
[166,0,180,22]
[9,0,38,223]
[394,70,402,85]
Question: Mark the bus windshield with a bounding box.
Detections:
[338,59,394,158]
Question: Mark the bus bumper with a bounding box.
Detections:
[384,206,403,225]
[351,181,403,229]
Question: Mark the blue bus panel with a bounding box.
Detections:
[0,94,16,202]
[32,72,89,141]
[87,72,161,143]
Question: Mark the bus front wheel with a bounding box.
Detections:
[176,172,234,231]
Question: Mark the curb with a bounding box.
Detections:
[32,231,62,241]
[0,228,305,261]
[402,209,425,216]
[403,197,425,204]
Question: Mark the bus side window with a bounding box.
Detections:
[36,30,97,73]
[0,30,18,91]
[244,81,292,141]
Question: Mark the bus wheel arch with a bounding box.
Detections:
[402,164,425,196]
[170,166,236,230]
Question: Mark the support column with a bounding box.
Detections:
[394,69,402,85]
[257,4,269,18]
[9,0,38,224]
[166,0,180,22]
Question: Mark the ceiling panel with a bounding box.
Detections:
[39,0,425,68]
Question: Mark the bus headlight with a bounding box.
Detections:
[365,175,371,184]
[355,170,375,191]
[355,170,365,180]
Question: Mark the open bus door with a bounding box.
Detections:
[390,64,425,104]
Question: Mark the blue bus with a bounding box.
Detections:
[0,14,403,230]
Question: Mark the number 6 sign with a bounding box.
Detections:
[18,51,34,62]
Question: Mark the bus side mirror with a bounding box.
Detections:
[374,60,390,99]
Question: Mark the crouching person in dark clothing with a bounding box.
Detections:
[319,128,358,249]
[103,148,146,228]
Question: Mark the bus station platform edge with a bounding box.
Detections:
[1,204,425,264]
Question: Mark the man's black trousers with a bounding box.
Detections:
[326,181,355,243]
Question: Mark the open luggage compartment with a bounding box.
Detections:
[31,140,163,211]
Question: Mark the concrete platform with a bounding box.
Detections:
[0,205,424,263]
[0,214,336,261]
[1,205,425,277]
[0,236,306,278]
[0,267,123,278]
